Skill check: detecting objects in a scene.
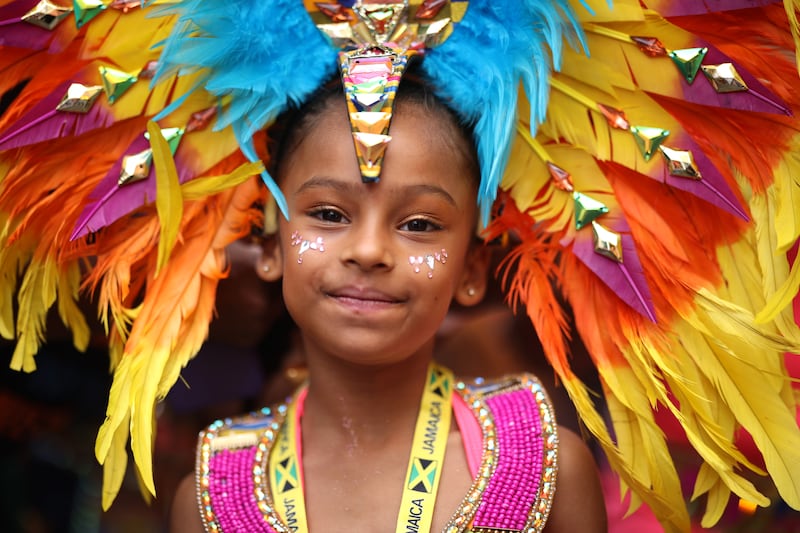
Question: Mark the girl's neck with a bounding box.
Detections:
[300,345,435,447]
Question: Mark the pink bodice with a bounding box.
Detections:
[196,373,558,532]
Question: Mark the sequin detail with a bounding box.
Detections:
[290,231,326,264]
[409,249,448,278]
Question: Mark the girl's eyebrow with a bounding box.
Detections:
[405,184,457,207]
[296,176,358,196]
[296,176,457,206]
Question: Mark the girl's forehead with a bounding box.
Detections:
[296,98,475,176]
[286,106,478,204]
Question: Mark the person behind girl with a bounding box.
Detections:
[168,74,607,532]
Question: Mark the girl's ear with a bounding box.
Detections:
[454,242,491,307]
[256,233,284,282]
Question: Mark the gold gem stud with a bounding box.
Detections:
[22,0,73,30]
[118,149,153,185]
[701,63,748,93]
[55,83,103,113]
[592,221,623,263]
[659,146,702,180]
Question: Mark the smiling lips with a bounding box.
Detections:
[327,286,404,309]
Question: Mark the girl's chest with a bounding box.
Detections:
[301,431,471,533]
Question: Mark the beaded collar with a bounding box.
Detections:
[195,373,558,533]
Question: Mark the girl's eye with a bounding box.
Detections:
[401,218,440,232]
[311,208,346,223]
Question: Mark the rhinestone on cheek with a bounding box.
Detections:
[409,248,448,278]
[290,231,326,264]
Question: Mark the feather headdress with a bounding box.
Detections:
[2,0,800,530]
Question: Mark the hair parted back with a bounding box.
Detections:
[269,64,480,188]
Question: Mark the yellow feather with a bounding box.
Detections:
[784,0,800,73]
[749,186,789,321]
[668,329,769,508]
[96,357,133,465]
[666,327,765,476]
[544,78,683,174]
[0,225,32,340]
[108,331,125,372]
[692,463,718,504]
[756,255,800,326]
[693,288,800,356]
[130,346,170,497]
[96,180,262,505]
[685,293,800,509]
[693,464,732,528]
[501,129,550,210]
[715,211,799,347]
[81,6,177,120]
[101,413,130,511]
[552,60,624,101]
[773,142,800,253]
[148,120,183,277]
[56,261,90,353]
[537,146,607,235]
[716,237,798,410]
[180,161,264,200]
[604,390,690,532]
[9,257,58,372]
[755,148,800,324]
[133,461,154,507]
[560,377,665,518]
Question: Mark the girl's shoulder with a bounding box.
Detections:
[456,371,552,398]
[193,404,291,533]
[451,372,561,532]
[455,371,558,432]
[198,405,285,449]
[456,373,607,532]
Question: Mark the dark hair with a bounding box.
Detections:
[268,64,480,185]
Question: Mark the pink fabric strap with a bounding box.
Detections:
[452,392,482,477]
[294,387,308,489]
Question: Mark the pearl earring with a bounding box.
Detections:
[467,287,476,297]
[262,264,271,273]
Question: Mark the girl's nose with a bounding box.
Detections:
[340,221,394,271]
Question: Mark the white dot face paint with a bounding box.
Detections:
[408,248,448,278]
[291,231,325,264]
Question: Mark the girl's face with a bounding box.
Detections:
[269,101,486,367]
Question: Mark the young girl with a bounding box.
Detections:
[3,1,800,532]
[169,76,608,533]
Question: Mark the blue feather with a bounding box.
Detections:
[153,0,338,218]
[423,0,586,224]
[151,0,588,224]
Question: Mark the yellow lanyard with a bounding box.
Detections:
[395,363,454,533]
[268,363,454,533]
[269,390,309,532]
